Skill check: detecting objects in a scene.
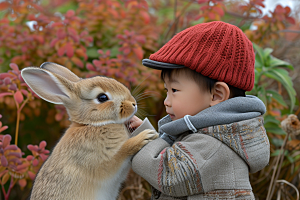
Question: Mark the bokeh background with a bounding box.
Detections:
[0,0,300,199]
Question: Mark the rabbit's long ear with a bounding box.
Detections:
[21,67,73,104]
[40,62,81,82]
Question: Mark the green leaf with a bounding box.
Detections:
[257,86,267,106]
[271,137,284,147]
[266,90,287,107]
[265,126,286,135]
[269,56,293,69]
[86,47,99,59]
[108,46,120,57]
[287,155,295,163]
[271,68,293,88]
[255,56,263,68]
[264,115,281,125]
[253,43,264,68]
[263,48,273,64]
[265,69,296,112]
[271,149,288,156]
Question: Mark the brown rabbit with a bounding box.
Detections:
[21,62,158,200]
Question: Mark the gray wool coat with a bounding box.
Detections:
[131,96,270,200]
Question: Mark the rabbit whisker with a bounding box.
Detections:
[131,75,151,97]
[135,95,151,102]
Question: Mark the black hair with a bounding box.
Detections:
[161,68,245,98]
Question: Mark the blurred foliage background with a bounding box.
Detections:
[0,0,299,199]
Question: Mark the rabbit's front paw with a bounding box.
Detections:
[139,129,159,146]
[125,129,159,154]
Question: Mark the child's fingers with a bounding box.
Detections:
[130,120,141,128]
[129,116,143,128]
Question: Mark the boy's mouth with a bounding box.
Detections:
[168,113,175,120]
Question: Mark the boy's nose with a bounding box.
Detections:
[164,96,171,107]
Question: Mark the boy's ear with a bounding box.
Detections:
[209,82,230,107]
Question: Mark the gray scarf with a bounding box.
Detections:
[158,95,266,144]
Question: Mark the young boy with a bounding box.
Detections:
[129,21,270,199]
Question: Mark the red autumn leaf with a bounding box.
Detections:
[0,170,8,178]
[9,63,19,72]
[14,90,23,104]
[197,0,209,4]
[254,2,265,8]
[1,155,8,167]
[30,3,43,12]
[0,2,10,11]
[16,163,30,171]
[18,179,27,188]
[66,43,74,58]
[200,5,210,11]
[28,171,36,180]
[0,73,14,79]
[58,44,66,57]
[55,113,63,121]
[71,57,84,68]
[141,0,149,9]
[39,141,47,149]
[7,152,22,158]
[208,12,215,20]
[76,48,87,60]
[212,6,224,16]
[0,92,12,98]
[256,8,263,14]
[140,10,150,24]
[35,35,44,44]
[109,9,119,18]
[93,60,102,68]
[26,155,34,161]
[70,35,80,44]
[133,47,144,59]
[135,35,146,44]
[122,47,131,55]
[2,135,11,148]
[27,145,39,152]
[39,154,48,161]
[32,159,39,166]
[51,22,63,27]
[86,63,96,71]
[286,17,295,24]
[284,6,291,14]
[21,89,28,97]
[274,5,284,14]
[66,10,75,18]
[67,27,77,37]
[4,145,18,151]
[57,29,66,39]
[0,126,8,133]
[195,14,204,20]
[9,83,17,91]
[3,77,11,85]
[2,173,9,184]
[50,38,59,47]
[43,150,50,154]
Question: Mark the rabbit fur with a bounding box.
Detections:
[21,62,158,200]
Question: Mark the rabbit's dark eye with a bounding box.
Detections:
[97,93,109,103]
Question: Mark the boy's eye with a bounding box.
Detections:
[172,88,178,93]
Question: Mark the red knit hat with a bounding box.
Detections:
[142,21,255,91]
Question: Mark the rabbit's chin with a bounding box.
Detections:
[89,111,136,127]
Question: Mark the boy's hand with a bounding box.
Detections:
[127,115,143,130]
